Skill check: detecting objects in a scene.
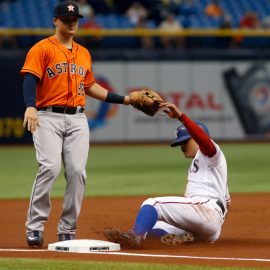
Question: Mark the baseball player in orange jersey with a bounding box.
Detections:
[104,103,231,248]
[21,1,133,248]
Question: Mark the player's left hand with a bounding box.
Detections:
[23,107,39,133]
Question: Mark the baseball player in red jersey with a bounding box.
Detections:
[104,103,231,248]
[21,1,133,248]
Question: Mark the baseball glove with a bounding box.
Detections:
[129,88,164,116]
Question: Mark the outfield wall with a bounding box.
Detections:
[0,50,269,144]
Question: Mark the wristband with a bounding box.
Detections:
[105,92,125,104]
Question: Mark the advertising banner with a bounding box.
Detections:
[88,61,270,142]
[1,58,269,144]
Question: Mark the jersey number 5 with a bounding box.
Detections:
[78,82,85,96]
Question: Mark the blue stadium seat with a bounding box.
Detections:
[116,15,134,29]
[95,15,110,28]
[1,0,269,49]
[1,0,57,28]
[176,15,190,28]
[189,16,201,28]
[146,20,156,29]
[1,0,266,30]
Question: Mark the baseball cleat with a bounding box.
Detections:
[58,234,75,242]
[161,232,194,245]
[27,231,44,248]
[104,227,143,249]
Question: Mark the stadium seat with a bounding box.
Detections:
[1,0,269,49]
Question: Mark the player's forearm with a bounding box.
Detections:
[180,114,216,157]
[85,83,131,105]
[85,83,107,100]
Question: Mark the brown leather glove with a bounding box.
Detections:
[129,88,164,116]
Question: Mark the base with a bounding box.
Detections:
[48,239,120,253]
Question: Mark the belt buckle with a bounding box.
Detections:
[64,107,75,114]
[62,106,83,114]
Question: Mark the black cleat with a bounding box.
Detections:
[58,234,75,241]
[104,227,143,249]
[27,231,44,248]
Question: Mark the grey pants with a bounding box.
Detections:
[26,111,90,236]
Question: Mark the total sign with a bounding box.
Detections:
[87,62,248,142]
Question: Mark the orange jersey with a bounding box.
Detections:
[20,35,95,108]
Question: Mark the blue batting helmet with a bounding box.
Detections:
[170,121,210,147]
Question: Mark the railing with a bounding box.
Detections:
[1,28,270,37]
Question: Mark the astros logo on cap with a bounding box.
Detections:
[67,4,75,12]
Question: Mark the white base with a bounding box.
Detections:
[48,239,120,253]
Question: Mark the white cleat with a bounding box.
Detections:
[161,232,194,245]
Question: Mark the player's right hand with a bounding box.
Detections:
[159,103,183,119]
[23,107,39,133]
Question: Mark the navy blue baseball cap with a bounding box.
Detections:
[170,121,210,147]
[54,1,83,18]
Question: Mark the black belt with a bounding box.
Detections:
[37,106,84,114]
[216,200,225,214]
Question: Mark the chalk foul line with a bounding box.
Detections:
[0,249,269,262]
[95,252,270,262]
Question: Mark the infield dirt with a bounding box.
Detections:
[0,194,269,268]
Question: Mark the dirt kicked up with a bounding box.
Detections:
[0,194,270,268]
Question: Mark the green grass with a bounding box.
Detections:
[0,143,269,199]
[0,145,269,270]
[0,258,267,270]
[222,143,270,192]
